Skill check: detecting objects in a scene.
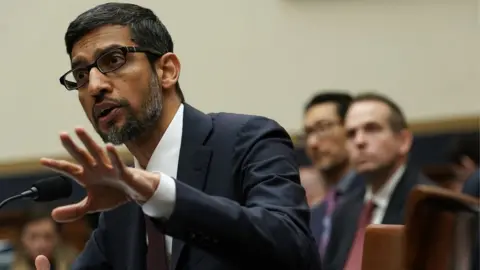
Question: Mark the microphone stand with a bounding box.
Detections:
[0,176,71,210]
[0,189,37,210]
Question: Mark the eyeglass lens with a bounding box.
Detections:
[63,48,127,89]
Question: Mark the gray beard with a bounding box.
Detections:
[97,75,163,145]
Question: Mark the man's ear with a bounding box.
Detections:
[154,52,181,91]
[398,129,413,156]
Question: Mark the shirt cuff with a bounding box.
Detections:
[141,172,176,219]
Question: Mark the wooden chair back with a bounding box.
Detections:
[404,185,479,270]
[362,224,404,270]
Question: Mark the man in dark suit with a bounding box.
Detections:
[34,3,320,270]
[322,93,433,270]
[302,92,364,260]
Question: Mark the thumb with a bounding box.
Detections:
[52,197,89,222]
[35,255,50,270]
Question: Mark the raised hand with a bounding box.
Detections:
[41,127,160,222]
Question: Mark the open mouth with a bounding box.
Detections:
[98,107,119,119]
[94,103,123,125]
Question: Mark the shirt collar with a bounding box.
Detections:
[364,164,406,208]
[134,104,184,174]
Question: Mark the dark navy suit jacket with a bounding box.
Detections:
[462,169,479,198]
[309,171,364,248]
[72,104,321,270]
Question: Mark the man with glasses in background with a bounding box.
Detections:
[34,3,321,270]
[303,92,364,260]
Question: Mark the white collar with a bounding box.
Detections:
[364,164,406,209]
[134,104,184,175]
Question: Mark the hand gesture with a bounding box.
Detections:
[41,127,160,222]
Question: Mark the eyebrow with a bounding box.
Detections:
[313,119,338,126]
[71,44,124,69]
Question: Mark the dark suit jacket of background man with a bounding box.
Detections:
[462,169,479,270]
[322,164,434,270]
[71,104,321,270]
[462,169,479,198]
[309,172,364,247]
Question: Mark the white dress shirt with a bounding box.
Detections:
[364,164,406,224]
[134,104,184,256]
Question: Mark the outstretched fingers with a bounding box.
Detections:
[40,158,85,185]
[60,132,96,166]
[75,127,112,167]
[106,144,128,176]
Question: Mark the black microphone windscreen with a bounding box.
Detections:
[32,176,73,202]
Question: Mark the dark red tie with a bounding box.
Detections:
[344,200,376,270]
[145,215,169,270]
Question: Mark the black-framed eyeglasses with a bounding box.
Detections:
[59,46,164,91]
[305,120,341,140]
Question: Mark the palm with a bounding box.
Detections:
[42,128,137,222]
[68,150,125,189]
[51,178,132,222]
[85,185,130,213]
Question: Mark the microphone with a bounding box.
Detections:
[0,176,73,209]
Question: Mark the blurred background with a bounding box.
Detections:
[0,0,478,269]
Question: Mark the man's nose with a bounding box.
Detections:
[353,131,367,148]
[306,134,319,150]
[87,68,112,98]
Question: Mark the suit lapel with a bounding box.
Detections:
[337,191,364,267]
[325,187,365,269]
[382,166,417,224]
[171,103,213,269]
[310,204,327,244]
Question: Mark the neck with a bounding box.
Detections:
[367,158,406,194]
[321,161,350,192]
[310,196,324,207]
[125,99,181,169]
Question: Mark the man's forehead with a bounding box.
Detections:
[309,102,338,114]
[26,219,54,230]
[346,101,390,126]
[70,25,133,63]
[351,100,390,112]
